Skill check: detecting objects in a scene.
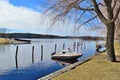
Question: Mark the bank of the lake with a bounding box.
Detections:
[0,38,11,44]
[51,42,120,80]
[0,38,30,44]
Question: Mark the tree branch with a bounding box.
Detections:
[74,5,94,11]
[92,0,107,24]
[76,15,97,30]
[104,0,112,6]
[112,0,117,10]
[97,3,105,6]
[77,3,105,11]
[75,11,86,24]
[111,5,120,22]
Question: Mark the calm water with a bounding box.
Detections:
[0,39,100,80]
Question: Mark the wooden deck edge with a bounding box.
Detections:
[38,57,92,80]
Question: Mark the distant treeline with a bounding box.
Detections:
[0,33,61,38]
[0,33,105,40]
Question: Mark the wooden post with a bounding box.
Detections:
[63,43,65,50]
[15,46,18,69]
[81,42,83,50]
[84,42,86,50]
[73,42,76,51]
[77,42,79,51]
[32,46,34,63]
[55,44,57,53]
[41,45,43,61]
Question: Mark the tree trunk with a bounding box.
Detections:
[106,22,116,62]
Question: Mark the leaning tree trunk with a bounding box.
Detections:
[106,22,116,62]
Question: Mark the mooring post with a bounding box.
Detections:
[15,46,18,69]
[32,46,34,63]
[55,44,57,53]
[73,42,76,51]
[80,42,83,50]
[63,43,65,50]
[41,45,43,61]
[77,42,79,51]
[84,42,86,50]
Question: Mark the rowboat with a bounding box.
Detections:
[96,44,106,52]
[51,50,82,60]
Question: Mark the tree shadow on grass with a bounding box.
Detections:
[116,61,120,63]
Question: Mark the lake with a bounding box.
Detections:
[0,39,102,80]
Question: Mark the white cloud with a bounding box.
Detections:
[0,0,78,36]
[0,0,94,36]
[0,0,44,33]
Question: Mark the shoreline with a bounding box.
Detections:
[38,41,120,80]
[0,38,31,45]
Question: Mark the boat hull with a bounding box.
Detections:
[96,44,106,53]
[51,55,82,60]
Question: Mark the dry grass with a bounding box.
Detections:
[52,42,120,80]
[114,41,120,55]
[0,38,27,44]
[0,38,11,44]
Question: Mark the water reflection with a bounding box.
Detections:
[0,39,101,80]
[0,45,5,54]
[15,46,19,69]
[51,58,78,67]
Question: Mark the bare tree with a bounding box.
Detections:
[47,0,120,62]
[100,0,120,39]
[113,0,120,40]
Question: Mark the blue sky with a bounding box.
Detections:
[0,0,79,36]
[9,0,45,12]
[0,0,105,36]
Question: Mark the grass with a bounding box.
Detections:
[114,42,120,55]
[0,38,11,44]
[0,38,28,44]
[52,42,120,80]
